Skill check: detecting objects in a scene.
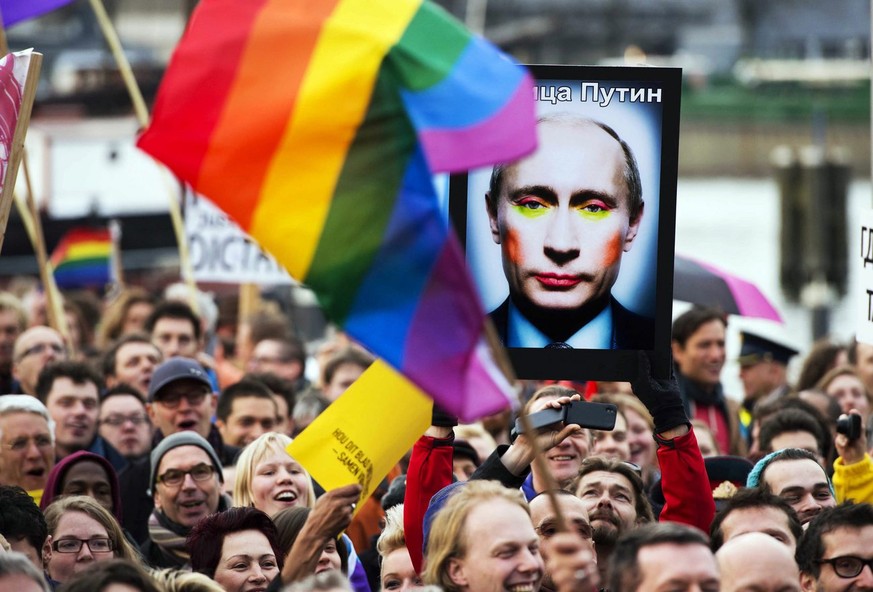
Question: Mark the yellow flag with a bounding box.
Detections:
[287,359,431,510]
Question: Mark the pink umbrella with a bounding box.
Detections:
[674,254,783,322]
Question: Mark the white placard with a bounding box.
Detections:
[184,190,294,285]
[858,208,873,345]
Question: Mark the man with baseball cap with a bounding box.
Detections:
[147,357,240,466]
[140,431,230,568]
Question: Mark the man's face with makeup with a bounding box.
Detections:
[487,120,642,321]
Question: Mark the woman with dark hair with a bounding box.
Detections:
[187,506,283,592]
[273,506,348,576]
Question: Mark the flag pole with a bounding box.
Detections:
[0,18,45,259]
[484,319,570,531]
[0,52,41,254]
[87,0,200,314]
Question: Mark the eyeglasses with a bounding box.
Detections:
[157,462,216,487]
[819,556,873,578]
[16,342,65,361]
[52,538,113,554]
[5,435,53,452]
[155,390,208,409]
[100,414,150,427]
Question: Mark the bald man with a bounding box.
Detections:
[716,532,800,592]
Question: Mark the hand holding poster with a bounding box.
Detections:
[287,360,431,510]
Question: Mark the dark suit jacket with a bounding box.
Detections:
[489,296,655,350]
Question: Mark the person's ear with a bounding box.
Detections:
[485,192,501,245]
[42,536,52,567]
[670,340,684,364]
[623,202,644,251]
[799,571,817,592]
[146,402,156,422]
[447,558,469,587]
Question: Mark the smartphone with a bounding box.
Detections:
[514,400,618,434]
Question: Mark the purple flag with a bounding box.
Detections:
[0,0,76,27]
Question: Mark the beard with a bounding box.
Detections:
[590,510,623,547]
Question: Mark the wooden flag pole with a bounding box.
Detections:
[87,0,148,126]
[237,283,261,367]
[87,0,200,313]
[0,52,41,254]
[484,319,569,531]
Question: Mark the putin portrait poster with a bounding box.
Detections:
[450,65,680,381]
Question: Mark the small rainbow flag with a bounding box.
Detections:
[137,0,536,420]
[50,227,112,288]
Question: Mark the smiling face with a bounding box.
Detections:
[44,377,100,456]
[763,458,835,525]
[447,498,544,592]
[153,445,221,528]
[0,411,54,491]
[250,448,311,517]
[528,394,591,487]
[213,529,279,592]
[487,120,641,330]
[672,319,726,389]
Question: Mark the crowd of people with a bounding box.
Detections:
[0,281,871,592]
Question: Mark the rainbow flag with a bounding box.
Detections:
[0,0,76,27]
[50,227,112,288]
[137,0,536,420]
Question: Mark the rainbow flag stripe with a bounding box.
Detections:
[50,227,111,288]
[137,0,536,420]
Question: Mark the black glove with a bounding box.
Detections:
[431,403,458,427]
[630,351,689,435]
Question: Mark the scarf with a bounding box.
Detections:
[148,509,192,563]
[148,493,233,563]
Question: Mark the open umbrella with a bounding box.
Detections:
[673,254,783,322]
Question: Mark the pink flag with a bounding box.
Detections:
[0,49,28,194]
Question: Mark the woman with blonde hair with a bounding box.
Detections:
[233,432,315,516]
[376,504,423,591]
[42,495,141,586]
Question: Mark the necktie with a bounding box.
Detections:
[546,341,572,349]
